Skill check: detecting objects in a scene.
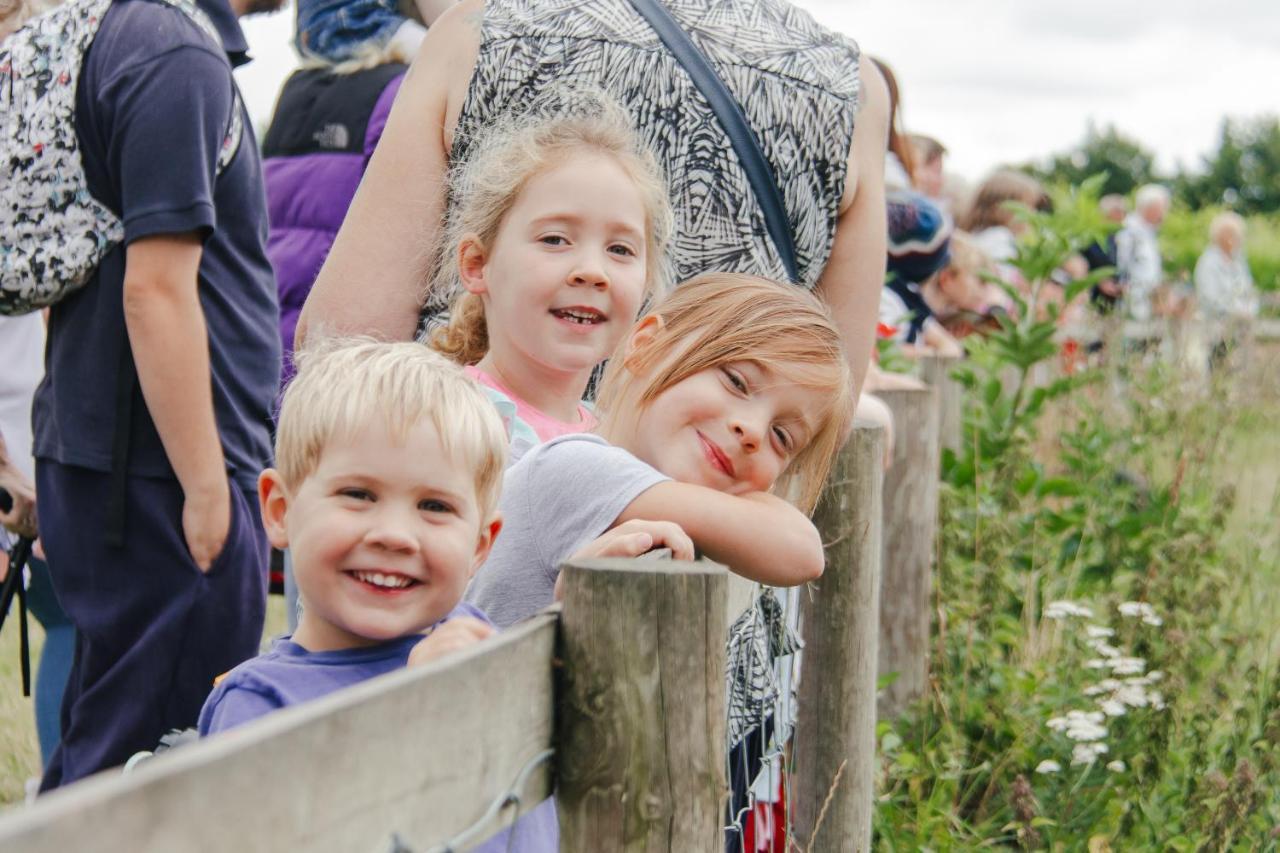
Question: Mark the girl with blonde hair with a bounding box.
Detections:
[464,272,855,627]
[429,94,673,458]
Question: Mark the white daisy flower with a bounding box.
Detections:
[1035,759,1062,774]
[1046,600,1094,620]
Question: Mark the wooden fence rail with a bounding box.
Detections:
[0,612,559,852]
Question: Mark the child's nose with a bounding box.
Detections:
[568,251,609,289]
[364,510,419,552]
[731,417,763,453]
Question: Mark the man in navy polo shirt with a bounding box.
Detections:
[32,0,284,789]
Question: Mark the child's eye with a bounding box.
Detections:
[419,498,455,514]
[540,235,568,246]
[772,426,795,454]
[721,366,748,393]
[338,487,374,502]
[608,243,636,257]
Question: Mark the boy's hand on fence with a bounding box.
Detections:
[407,617,494,668]
[184,479,231,573]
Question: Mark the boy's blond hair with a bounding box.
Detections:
[595,273,854,514]
[429,89,674,366]
[276,339,508,518]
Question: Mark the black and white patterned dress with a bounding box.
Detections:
[449,0,861,292]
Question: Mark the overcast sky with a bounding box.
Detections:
[235,0,1280,183]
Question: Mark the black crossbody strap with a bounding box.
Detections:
[627,0,800,284]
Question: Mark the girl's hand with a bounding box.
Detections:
[407,617,495,668]
[574,519,695,562]
[556,520,695,601]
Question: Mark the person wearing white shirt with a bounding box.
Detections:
[1116,184,1170,322]
[1195,211,1258,369]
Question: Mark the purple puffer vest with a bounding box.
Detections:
[260,62,406,388]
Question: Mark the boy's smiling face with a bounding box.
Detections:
[260,418,501,652]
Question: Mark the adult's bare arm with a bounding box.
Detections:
[295,0,482,346]
[814,57,889,401]
[122,233,228,571]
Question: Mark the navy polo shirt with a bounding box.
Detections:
[32,0,280,493]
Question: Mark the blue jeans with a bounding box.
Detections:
[295,0,405,61]
[24,556,74,769]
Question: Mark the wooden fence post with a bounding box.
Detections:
[919,353,962,454]
[793,421,884,853]
[876,386,941,718]
[556,558,727,852]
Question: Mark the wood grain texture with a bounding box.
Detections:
[556,558,727,853]
[793,421,884,853]
[876,386,941,719]
[919,353,963,454]
[0,613,558,853]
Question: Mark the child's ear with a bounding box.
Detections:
[457,235,489,295]
[469,514,503,578]
[258,469,292,550]
[622,314,665,369]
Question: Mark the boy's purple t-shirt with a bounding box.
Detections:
[197,602,558,851]
[198,602,488,734]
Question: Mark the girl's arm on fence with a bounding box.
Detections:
[615,483,824,586]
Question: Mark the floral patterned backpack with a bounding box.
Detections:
[0,0,243,315]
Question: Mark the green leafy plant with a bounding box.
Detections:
[873,176,1280,850]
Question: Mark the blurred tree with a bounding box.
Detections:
[1026,122,1157,197]
[1174,116,1280,215]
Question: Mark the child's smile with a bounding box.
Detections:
[463,152,649,392]
[263,418,498,652]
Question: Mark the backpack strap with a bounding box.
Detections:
[158,0,245,174]
[625,0,800,284]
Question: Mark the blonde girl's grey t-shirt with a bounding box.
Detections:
[464,434,669,628]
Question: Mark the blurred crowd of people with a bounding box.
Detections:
[868,59,1262,375]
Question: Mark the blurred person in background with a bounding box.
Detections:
[908,132,947,201]
[1195,211,1258,369]
[1116,183,1170,322]
[1084,193,1128,313]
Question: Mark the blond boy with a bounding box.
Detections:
[199,341,506,734]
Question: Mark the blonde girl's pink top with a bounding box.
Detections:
[464,366,596,446]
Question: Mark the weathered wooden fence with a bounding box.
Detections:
[0,417,906,853]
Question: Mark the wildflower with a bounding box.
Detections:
[1118,601,1163,626]
[1109,657,1146,675]
[1071,742,1109,765]
[1085,659,1109,669]
[1100,699,1127,717]
[1048,710,1108,741]
[1106,760,1126,773]
[1085,625,1115,639]
[1046,600,1094,620]
[1088,638,1121,658]
[1150,691,1166,710]
[1113,684,1149,708]
[1035,759,1062,775]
